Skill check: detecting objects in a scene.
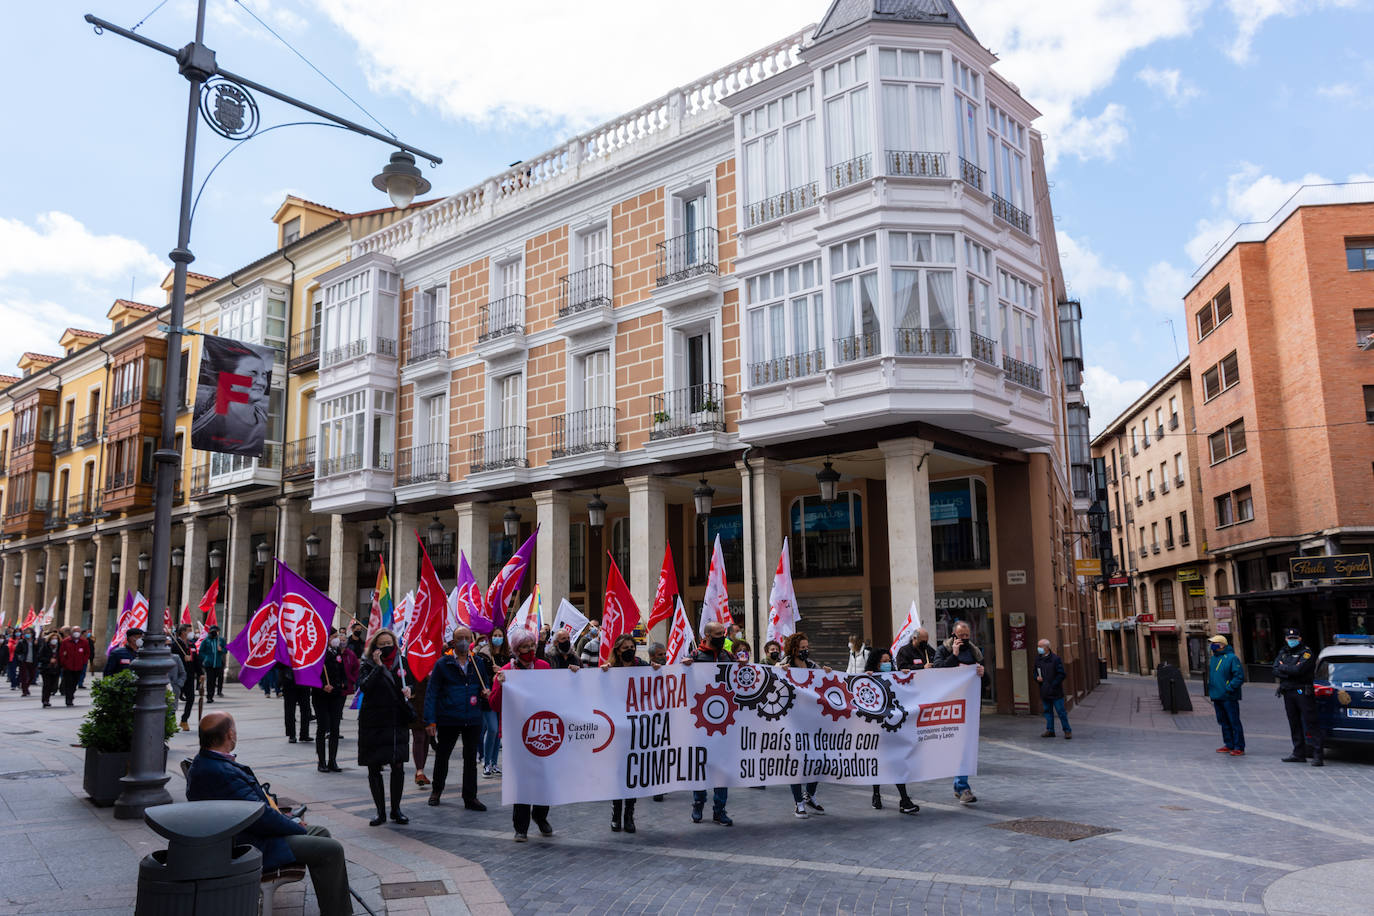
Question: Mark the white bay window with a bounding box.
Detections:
[889,232,956,355]
[742,87,817,226]
[831,235,880,362]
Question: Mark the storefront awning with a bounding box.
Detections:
[1218,583,1373,601]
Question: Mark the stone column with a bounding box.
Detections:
[225,506,252,639]
[17,548,39,621]
[394,513,420,599]
[625,477,667,641]
[91,535,113,659]
[456,502,490,587]
[533,490,571,612]
[328,514,359,616]
[42,544,62,625]
[117,529,139,612]
[880,437,936,637]
[277,497,304,573]
[738,458,783,649]
[0,552,15,623]
[64,540,83,629]
[181,516,207,617]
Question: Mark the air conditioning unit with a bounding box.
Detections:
[1270,571,1290,590]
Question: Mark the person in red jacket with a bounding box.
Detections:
[57,629,89,706]
[490,628,552,843]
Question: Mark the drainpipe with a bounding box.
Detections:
[741,444,761,645]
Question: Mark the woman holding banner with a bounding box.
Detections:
[864,649,920,815]
[781,632,829,819]
[479,627,509,777]
[490,628,553,842]
[601,633,652,834]
[357,629,413,826]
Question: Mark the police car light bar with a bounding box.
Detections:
[1333,634,1374,645]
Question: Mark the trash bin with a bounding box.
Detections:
[1098,658,1108,680]
[136,799,265,916]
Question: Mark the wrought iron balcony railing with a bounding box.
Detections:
[656,228,719,287]
[992,192,1032,234]
[283,437,316,480]
[479,295,525,341]
[970,332,997,366]
[895,327,958,356]
[744,181,818,228]
[397,442,450,485]
[553,407,617,457]
[560,264,613,317]
[470,427,528,472]
[827,153,873,191]
[67,493,90,525]
[649,383,725,441]
[190,464,210,497]
[959,157,985,192]
[288,326,321,371]
[75,415,99,446]
[406,320,449,364]
[51,423,72,454]
[748,349,824,387]
[1002,354,1042,391]
[835,332,881,364]
[321,337,396,368]
[885,150,948,178]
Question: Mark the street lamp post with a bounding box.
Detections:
[86,0,440,819]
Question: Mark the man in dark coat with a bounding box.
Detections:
[685,620,736,826]
[935,620,985,803]
[187,712,351,915]
[1034,638,1071,738]
[58,628,90,706]
[1273,626,1322,766]
[103,628,141,677]
[423,627,492,810]
[895,628,936,671]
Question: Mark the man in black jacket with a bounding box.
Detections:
[895,628,936,671]
[935,621,984,803]
[685,621,735,826]
[1034,639,1071,738]
[423,627,493,810]
[1273,627,1322,766]
[103,628,141,677]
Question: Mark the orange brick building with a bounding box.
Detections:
[1186,184,1374,677]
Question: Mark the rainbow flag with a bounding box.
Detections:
[367,559,394,639]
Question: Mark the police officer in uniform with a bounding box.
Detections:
[1273,626,1323,767]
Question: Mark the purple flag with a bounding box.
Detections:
[107,590,135,654]
[272,561,337,688]
[458,552,492,635]
[227,581,282,690]
[485,527,539,630]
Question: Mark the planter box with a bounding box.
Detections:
[83,745,171,807]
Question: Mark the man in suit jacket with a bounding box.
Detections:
[186,712,351,916]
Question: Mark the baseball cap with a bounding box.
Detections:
[1284,627,1300,638]
[1208,635,1228,646]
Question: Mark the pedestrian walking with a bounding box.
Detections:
[936,620,986,803]
[491,627,555,842]
[1273,627,1322,766]
[280,664,313,743]
[845,634,870,674]
[407,667,432,790]
[895,628,935,671]
[685,620,734,826]
[357,629,412,826]
[77,628,94,689]
[58,628,90,706]
[171,624,198,731]
[423,627,493,811]
[1206,635,1246,757]
[480,627,509,776]
[782,631,828,818]
[37,632,61,707]
[14,628,38,696]
[602,633,654,833]
[313,630,355,773]
[1034,638,1071,738]
[197,625,227,700]
[103,628,140,676]
[865,648,920,814]
[0,630,11,691]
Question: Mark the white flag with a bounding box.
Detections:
[666,596,695,664]
[699,534,732,635]
[394,590,415,651]
[552,598,590,641]
[766,537,800,646]
[891,600,923,656]
[444,587,461,644]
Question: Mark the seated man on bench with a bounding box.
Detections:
[187,711,352,916]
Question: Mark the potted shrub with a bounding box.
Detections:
[652,410,671,425]
[79,670,177,806]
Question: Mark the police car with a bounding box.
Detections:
[1314,636,1374,748]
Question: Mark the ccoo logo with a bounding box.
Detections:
[916,699,967,727]
[522,710,565,757]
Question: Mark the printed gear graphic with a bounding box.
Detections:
[847,673,897,724]
[754,678,796,721]
[892,670,918,686]
[783,667,816,688]
[717,663,772,706]
[879,700,909,732]
[816,674,854,721]
[691,683,738,736]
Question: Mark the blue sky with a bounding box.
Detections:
[1,0,1370,432]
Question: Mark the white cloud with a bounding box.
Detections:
[1317,82,1357,98]
[211,0,308,38]
[1051,103,1130,162]
[0,212,165,284]
[1142,260,1192,313]
[1058,231,1133,300]
[1136,66,1200,104]
[1083,365,1151,436]
[1184,163,1335,263]
[1224,0,1358,64]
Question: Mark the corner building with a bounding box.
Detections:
[316,0,1098,713]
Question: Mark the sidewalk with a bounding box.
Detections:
[1069,670,1294,740]
[0,679,508,916]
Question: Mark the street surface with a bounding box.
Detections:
[0,672,1369,914]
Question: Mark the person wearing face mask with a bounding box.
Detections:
[312,631,353,773]
[197,625,227,701]
[545,630,582,671]
[732,639,753,664]
[865,649,920,815]
[895,628,936,672]
[1206,635,1246,757]
[58,627,91,706]
[1033,638,1070,739]
[37,632,62,707]
[357,629,414,826]
[935,620,986,803]
[762,640,783,664]
[1273,627,1321,766]
[0,631,12,691]
[479,627,510,776]
[846,634,870,674]
[600,634,660,833]
[683,620,736,825]
[347,624,366,659]
[490,628,555,842]
[103,628,142,677]
[647,641,668,667]
[577,623,602,668]
[187,712,353,916]
[12,628,39,696]
[781,631,832,817]
[423,627,493,811]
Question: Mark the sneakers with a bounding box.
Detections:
[482,765,493,778]
[1216,747,1232,753]
[691,803,704,824]
[490,764,502,776]
[804,795,825,814]
[533,816,553,836]
[1229,749,1245,756]
[957,789,977,804]
[713,810,733,827]
[415,772,431,787]
[1040,730,1055,738]
[794,802,809,819]
[871,791,883,810]
[899,799,920,815]
[514,831,528,843]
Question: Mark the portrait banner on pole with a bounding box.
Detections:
[191,334,275,457]
[499,664,979,807]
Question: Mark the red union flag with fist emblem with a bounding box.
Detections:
[271,563,336,687]
[599,554,642,666]
[227,593,282,690]
[408,532,447,682]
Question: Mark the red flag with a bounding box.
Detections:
[599,554,641,666]
[647,544,678,631]
[180,604,192,626]
[164,607,174,631]
[407,532,447,682]
[199,578,220,628]
[20,608,35,630]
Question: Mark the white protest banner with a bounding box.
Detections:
[499,663,979,806]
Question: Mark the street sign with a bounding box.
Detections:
[1217,621,1231,634]
[1109,575,1129,587]
[1137,614,1155,623]
[1289,553,1373,581]
[1188,586,1207,597]
[1176,568,1200,581]
[1075,558,1102,577]
[1006,569,1027,586]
